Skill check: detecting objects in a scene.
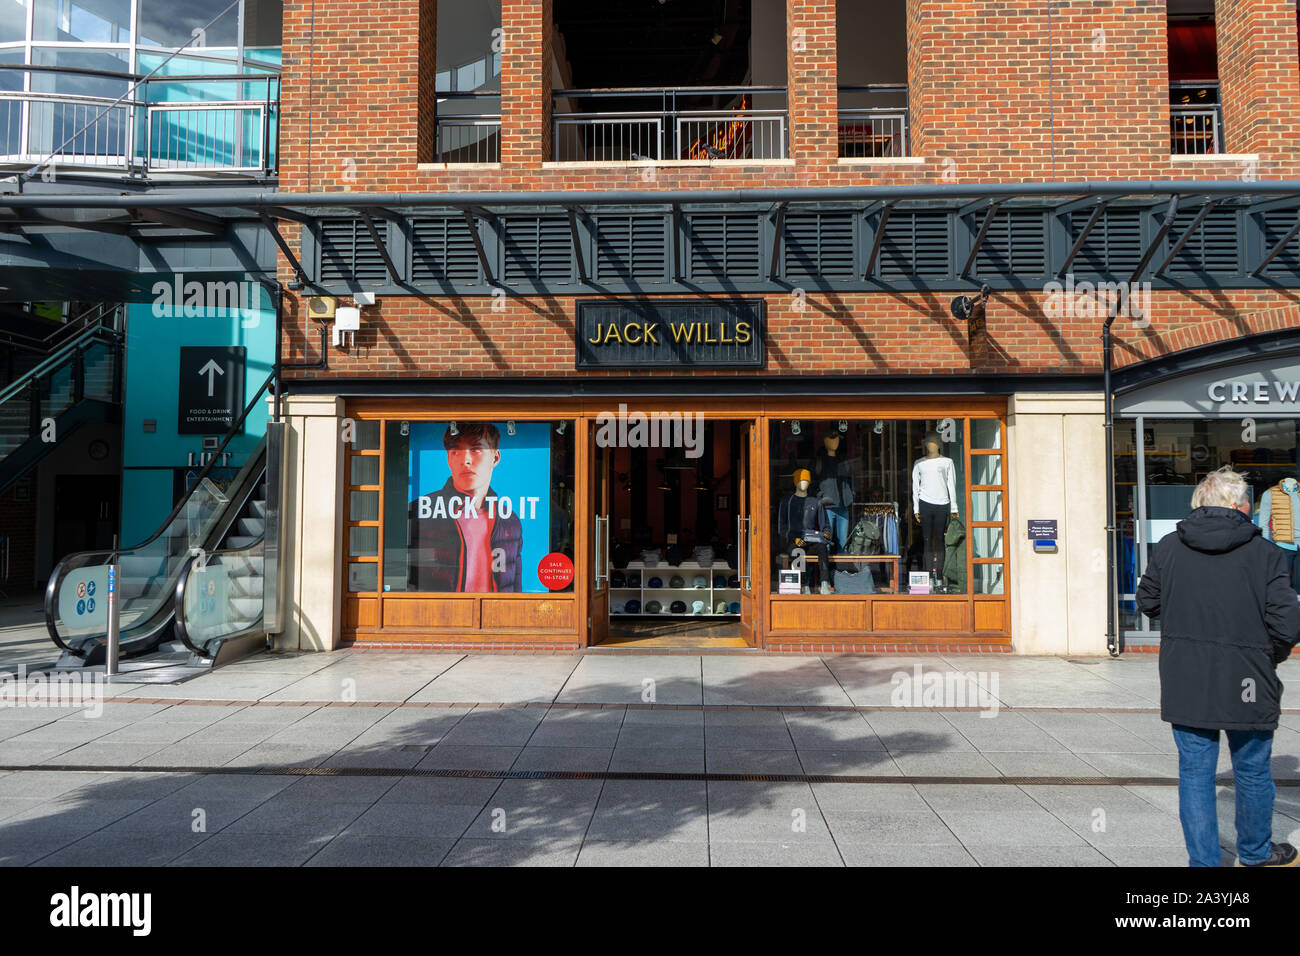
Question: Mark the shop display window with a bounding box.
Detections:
[767,417,1005,596]
[342,418,577,595]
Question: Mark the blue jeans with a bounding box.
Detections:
[827,507,850,550]
[1171,725,1275,867]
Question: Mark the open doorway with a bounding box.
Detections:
[594,419,754,648]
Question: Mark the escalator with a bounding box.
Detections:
[44,375,276,669]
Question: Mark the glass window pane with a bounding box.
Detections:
[971,418,1001,450]
[348,562,377,593]
[768,419,965,594]
[31,47,130,94]
[973,526,1003,559]
[33,0,131,43]
[0,0,27,43]
[139,0,238,50]
[971,490,1002,522]
[384,420,576,593]
[352,419,380,451]
[973,564,1004,595]
[349,526,378,558]
[243,0,281,52]
[436,0,501,93]
[972,454,1001,486]
[350,455,379,486]
[350,490,378,522]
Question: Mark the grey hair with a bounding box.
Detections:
[1191,465,1251,510]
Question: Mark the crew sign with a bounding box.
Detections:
[575,299,765,369]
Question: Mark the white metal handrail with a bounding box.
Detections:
[1170,103,1222,154]
[837,107,910,158]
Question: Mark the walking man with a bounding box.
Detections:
[1138,465,1300,867]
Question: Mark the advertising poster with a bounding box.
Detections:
[407,421,553,593]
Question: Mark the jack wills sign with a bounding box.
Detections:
[575,298,765,369]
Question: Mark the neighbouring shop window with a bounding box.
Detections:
[1116,416,1300,636]
[379,419,576,594]
[769,419,978,595]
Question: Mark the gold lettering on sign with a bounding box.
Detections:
[625,323,642,345]
[735,321,752,344]
[603,323,623,345]
[644,322,659,344]
[586,323,604,345]
[703,323,718,345]
[720,323,734,345]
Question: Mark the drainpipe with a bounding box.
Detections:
[1103,304,1120,658]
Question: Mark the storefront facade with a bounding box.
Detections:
[1113,335,1300,648]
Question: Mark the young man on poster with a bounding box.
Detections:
[408,423,523,592]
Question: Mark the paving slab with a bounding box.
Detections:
[577,839,710,867]
[557,656,702,705]
[783,711,886,752]
[306,834,455,867]
[409,655,577,704]
[838,844,978,867]
[702,657,852,707]
[824,656,965,707]
[966,845,1115,867]
[441,838,583,867]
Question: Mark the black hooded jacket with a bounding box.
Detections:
[1138,505,1300,731]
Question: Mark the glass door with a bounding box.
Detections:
[588,424,610,645]
[738,419,758,646]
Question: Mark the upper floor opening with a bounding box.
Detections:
[1168,0,1220,154]
[0,0,281,178]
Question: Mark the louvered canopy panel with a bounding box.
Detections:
[594,213,668,281]
[783,212,855,281]
[1166,206,1240,274]
[879,210,950,279]
[1260,208,1300,276]
[503,215,574,283]
[975,210,1047,277]
[689,213,761,282]
[319,219,391,284]
[410,217,481,283]
[1069,207,1143,277]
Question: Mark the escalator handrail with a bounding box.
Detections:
[43,372,274,651]
[174,533,265,658]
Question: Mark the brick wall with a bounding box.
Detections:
[277,0,1300,380]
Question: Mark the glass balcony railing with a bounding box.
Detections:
[0,64,279,175]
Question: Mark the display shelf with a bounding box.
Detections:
[610,564,742,617]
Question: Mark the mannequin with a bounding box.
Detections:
[1260,476,1300,592]
[777,468,834,593]
[814,428,855,550]
[912,430,959,580]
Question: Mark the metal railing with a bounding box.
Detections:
[553,87,788,162]
[838,85,909,158]
[1170,82,1222,155]
[1170,103,1222,155]
[0,65,278,175]
[434,92,500,163]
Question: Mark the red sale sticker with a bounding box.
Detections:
[537,553,574,590]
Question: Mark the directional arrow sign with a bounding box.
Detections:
[198,359,225,397]
[178,346,245,435]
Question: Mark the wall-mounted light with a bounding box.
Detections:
[449,421,459,437]
[400,420,410,437]
[556,421,567,435]
[838,420,848,433]
[873,420,884,435]
[507,420,516,436]
[791,420,801,437]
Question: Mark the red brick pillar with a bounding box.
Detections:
[501,0,552,166]
[786,0,838,164]
[1218,0,1300,163]
[417,0,437,164]
[280,0,425,191]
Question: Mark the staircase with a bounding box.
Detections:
[0,304,123,495]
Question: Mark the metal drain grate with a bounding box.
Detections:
[3,763,1289,787]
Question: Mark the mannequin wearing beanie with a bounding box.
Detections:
[1260,476,1300,593]
[912,430,959,579]
[814,428,855,550]
[777,468,834,593]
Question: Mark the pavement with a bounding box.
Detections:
[5,603,1300,867]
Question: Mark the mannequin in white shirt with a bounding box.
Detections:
[912,431,959,580]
